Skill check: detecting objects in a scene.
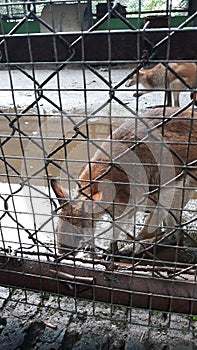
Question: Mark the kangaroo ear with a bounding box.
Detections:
[138,70,144,76]
[51,179,69,205]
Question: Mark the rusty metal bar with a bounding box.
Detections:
[0,254,196,315]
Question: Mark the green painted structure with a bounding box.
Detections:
[0,15,195,35]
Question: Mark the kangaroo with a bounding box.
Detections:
[51,107,197,254]
[125,63,197,107]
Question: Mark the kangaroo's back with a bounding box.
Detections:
[80,108,197,185]
[168,62,197,86]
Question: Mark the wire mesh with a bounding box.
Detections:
[0,0,197,344]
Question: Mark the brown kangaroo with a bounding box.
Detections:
[125,63,197,107]
[51,107,197,253]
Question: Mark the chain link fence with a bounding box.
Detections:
[0,0,197,347]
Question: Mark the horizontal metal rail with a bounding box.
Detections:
[0,254,196,314]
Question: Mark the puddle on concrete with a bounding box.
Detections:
[0,110,122,185]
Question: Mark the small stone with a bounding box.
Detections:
[32,131,39,136]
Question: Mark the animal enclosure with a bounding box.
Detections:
[0,0,197,346]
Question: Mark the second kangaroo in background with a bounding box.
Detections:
[125,62,197,107]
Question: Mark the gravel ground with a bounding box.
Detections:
[0,65,193,115]
[0,287,196,350]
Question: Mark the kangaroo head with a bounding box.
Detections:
[125,70,147,98]
[51,179,107,251]
[125,70,144,87]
